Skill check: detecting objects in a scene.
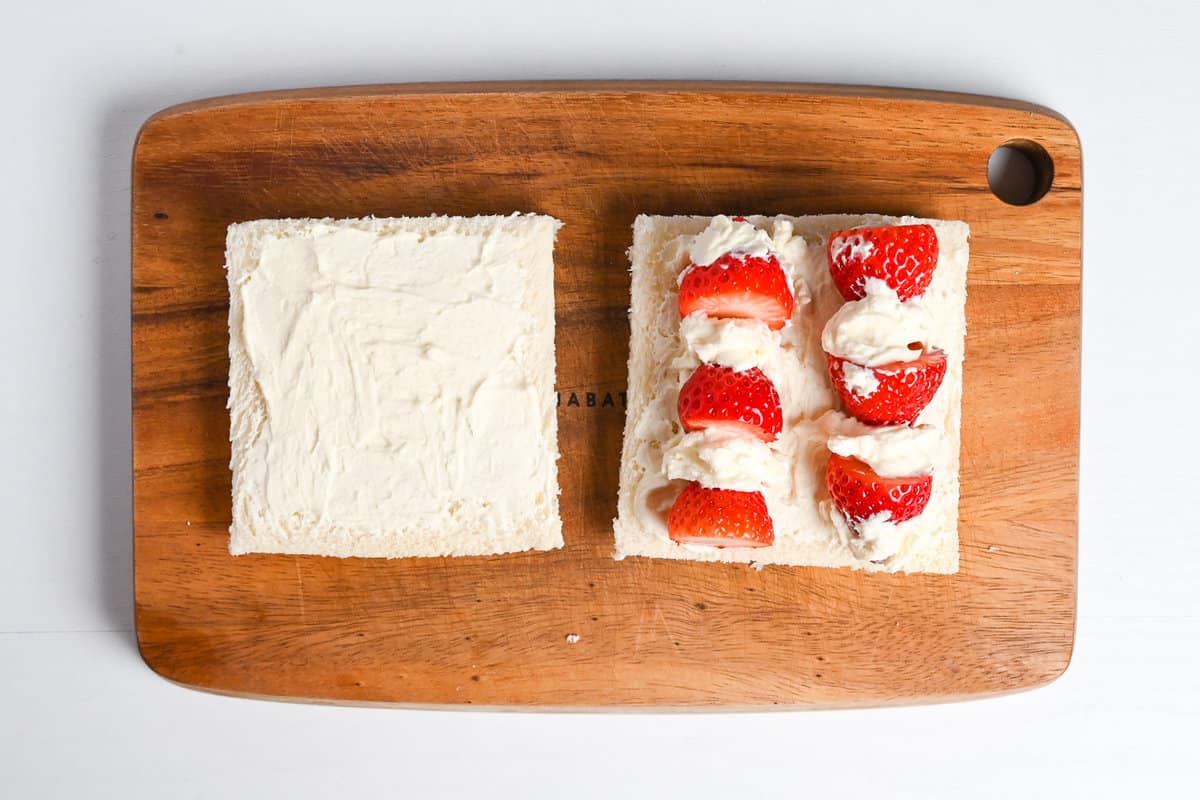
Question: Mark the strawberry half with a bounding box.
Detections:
[668,481,774,548]
[827,224,938,302]
[677,364,783,442]
[826,454,932,526]
[827,349,947,425]
[678,253,794,330]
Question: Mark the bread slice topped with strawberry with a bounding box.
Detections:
[614,214,969,573]
[678,253,796,331]
[666,216,795,548]
[820,223,953,556]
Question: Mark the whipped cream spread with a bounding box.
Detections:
[614,213,969,573]
[838,360,880,398]
[227,215,562,557]
[662,429,786,491]
[822,278,935,366]
[680,215,805,298]
[830,509,920,562]
[829,231,876,265]
[687,214,776,266]
[827,423,941,478]
[676,313,782,377]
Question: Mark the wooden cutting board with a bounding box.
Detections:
[132,82,1080,708]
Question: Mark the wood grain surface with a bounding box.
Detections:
[132,82,1081,708]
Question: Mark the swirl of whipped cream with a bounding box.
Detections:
[827,422,941,478]
[822,278,935,366]
[662,429,785,491]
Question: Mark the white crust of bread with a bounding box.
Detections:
[613,214,969,573]
[227,214,562,558]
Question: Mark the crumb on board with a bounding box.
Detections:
[988,545,1000,552]
[750,561,765,571]
[565,633,581,644]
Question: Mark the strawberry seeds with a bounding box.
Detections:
[822,224,944,532]
[667,223,794,548]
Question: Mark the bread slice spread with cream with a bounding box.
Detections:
[613,214,969,573]
[226,214,563,558]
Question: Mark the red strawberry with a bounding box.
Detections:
[826,349,947,425]
[678,253,794,330]
[668,482,774,548]
[827,224,938,302]
[826,454,932,526]
[677,364,782,442]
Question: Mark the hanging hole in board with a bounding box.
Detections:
[987,140,1054,206]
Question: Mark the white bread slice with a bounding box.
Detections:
[226,214,562,558]
[613,214,969,573]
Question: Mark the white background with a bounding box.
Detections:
[3,0,1197,796]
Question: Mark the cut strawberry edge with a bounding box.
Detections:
[681,293,791,330]
[828,453,883,487]
[869,348,946,373]
[677,253,795,330]
[826,454,932,525]
[669,533,774,549]
[680,417,779,443]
